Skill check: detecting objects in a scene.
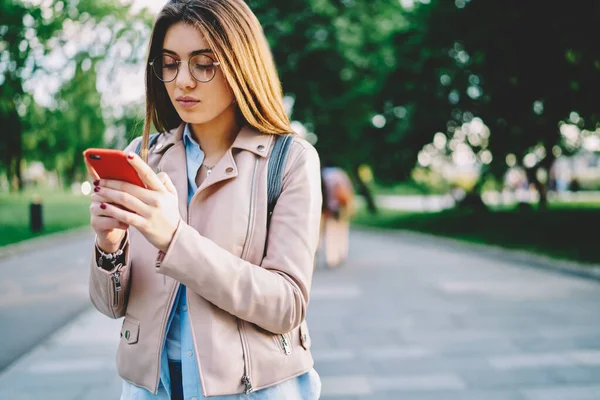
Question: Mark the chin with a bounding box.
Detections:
[177,109,215,125]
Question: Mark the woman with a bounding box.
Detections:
[319,163,355,268]
[87,1,322,399]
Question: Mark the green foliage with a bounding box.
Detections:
[376,0,600,183]
[252,0,409,173]
[3,0,600,194]
[0,190,90,246]
[352,204,600,264]
[0,0,152,190]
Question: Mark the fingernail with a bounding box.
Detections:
[94,186,100,192]
[93,180,99,186]
[100,203,107,210]
[127,153,134,160]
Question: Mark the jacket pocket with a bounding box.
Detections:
[120,316,140,345]
[272,332,293,355]
[299,320,311,350]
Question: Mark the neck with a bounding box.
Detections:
[189,104,240,163]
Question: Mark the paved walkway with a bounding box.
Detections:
[1,229,600,399]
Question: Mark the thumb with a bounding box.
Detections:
[157,172,177,195]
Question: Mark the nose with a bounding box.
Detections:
[175,61,196,90]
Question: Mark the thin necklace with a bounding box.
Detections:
[203,163,215,176]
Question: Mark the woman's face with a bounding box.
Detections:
[161,22,235,125]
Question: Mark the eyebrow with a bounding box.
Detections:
[162,48,213,57]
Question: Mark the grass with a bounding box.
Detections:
[0,189,91,247]
[351,203,600,265]
[371,180,438,196]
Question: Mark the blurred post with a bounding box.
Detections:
[30,195,43,233]
[356,164,377,214]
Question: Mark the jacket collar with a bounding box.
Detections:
[231,125,274,158]
[153,123,274,157]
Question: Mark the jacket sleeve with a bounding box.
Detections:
[156,144,322,334]
[88,232,131,319]
[88,137,142,319]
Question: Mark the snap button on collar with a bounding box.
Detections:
[226,167,234,174]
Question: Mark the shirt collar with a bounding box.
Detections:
[183,123,199,149]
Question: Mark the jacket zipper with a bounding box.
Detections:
[153,281,179,394]
[238,319,253,394]
[279,333,292,355]
[172,148,258,395]
[111,265,124,307]
[238,159,259,393]
[240,159,259,260]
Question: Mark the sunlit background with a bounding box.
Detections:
[3,1,600,399]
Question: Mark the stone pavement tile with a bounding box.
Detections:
[572,335,600,350]
[2,370,113,389]
[360,390,525,400]
[434,337,520,357]
[320,375,372,397]
[327,330,404,350]
[370,355,490,375]
[461,369,558,390]
[570,350,600,366]
[359,345,435,361]
[521,384,600,400]
[32,342,119,360]
[370,373,466,391]
[550,366,600,385]
[316,359,376,376]
[313,348,357,363]
[0,385,86,400]
[488,353,575,370]
[401,328,532,346]
[303,329,339,350]
[513,337,586,353]
[540,326,600,340]
[311,283,362,299]
[0,308,122,399]
[80,377,123,400]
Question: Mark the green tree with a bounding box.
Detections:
[253,0,408,173]
[376,0,600,207]
[0,0,152,190]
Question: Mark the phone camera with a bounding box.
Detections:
[89,154,101,160]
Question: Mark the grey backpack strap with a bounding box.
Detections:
[134,133,161,156]
[267,134,294,229]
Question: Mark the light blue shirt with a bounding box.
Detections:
[120,125,320,400]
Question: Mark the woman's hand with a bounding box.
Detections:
[90,183,128,253]
[91,152,181,252]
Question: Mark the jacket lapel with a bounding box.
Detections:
[157,141,189,222]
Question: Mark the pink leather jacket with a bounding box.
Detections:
[89,124,322,397]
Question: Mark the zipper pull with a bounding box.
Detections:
[242,375,253,394]
[112,272,122,292]
[280,334,291,355]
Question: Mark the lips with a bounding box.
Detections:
[176,96,200,109]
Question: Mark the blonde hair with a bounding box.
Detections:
[140,0,291,161]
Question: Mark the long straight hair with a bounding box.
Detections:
[140,0,292,161]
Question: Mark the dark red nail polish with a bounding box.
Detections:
[93,180,99,186]
[100,203,107,210]
[127,154,134,160]
[94,186,100,192]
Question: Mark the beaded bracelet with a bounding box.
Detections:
[96,233,127,270]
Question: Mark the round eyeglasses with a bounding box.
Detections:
[149,54,220,83]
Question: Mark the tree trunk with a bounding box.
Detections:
[351,167,377,214]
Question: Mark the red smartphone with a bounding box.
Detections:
[83,148,145,187]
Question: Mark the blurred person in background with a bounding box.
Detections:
[319,161,355,268]
[87,1,322,399]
